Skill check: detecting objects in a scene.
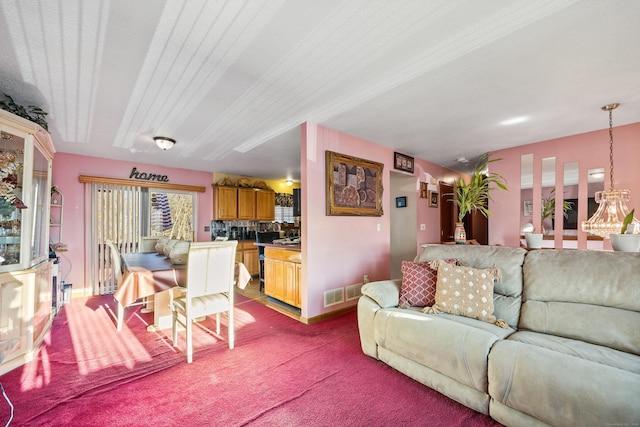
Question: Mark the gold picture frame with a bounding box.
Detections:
[428,190,439,207]
[326,150,384,216]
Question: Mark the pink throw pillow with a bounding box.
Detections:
[399,259,456,308]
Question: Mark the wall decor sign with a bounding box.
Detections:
[428,190,439,208]
[326,150,383,216]
[396,196,407,208]
[129,167,169,183]
[394,152,414,173]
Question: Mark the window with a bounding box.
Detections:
[87,183,196,294]
[274,205,294,224]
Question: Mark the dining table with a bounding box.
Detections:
[114,251,252,332]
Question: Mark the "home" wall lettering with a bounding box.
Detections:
[129,167,169,182]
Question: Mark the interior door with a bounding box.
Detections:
[439,182,454,243]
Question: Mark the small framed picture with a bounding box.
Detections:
[523,200,533,216]
[395,196,407,208]
[428,190,439,208]
[394,152,414,173]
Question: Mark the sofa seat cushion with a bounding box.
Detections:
[489,337,640,426]
[508,330,640,375]
[373,307,513,393]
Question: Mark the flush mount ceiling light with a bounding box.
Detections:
[154,136,176,150]
[285,179,293,186]
[500,116,528,126]
[589,168,605,179]
[581,103,638,238]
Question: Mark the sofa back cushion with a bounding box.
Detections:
[418,244,526,328]
[521,250,640,355]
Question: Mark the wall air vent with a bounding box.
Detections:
[323,288,344,307]
[345,283,363,301]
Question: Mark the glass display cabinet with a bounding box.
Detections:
[0,108,55,374]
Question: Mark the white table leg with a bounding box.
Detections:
[146,289,173,332]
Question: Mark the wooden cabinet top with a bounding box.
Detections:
[264,246,302,262]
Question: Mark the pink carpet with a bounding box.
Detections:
[0,295,501,426]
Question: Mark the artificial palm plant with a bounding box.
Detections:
[454,152,508,222]
[540,188,573,234]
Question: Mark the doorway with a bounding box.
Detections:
[390,172,418,280]
[440,181,455,243]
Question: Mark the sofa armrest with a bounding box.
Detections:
[361,279,401,308]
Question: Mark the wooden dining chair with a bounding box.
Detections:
[106,239,148,331]
[169,240,238,363]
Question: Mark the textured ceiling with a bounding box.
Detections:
[1,0,639,181]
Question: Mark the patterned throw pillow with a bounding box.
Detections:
[423,260,508,328]
[399,259,457,308]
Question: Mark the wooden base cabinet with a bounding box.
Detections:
[243,245,259,277]
[264,247,301,308]
[235,241,259,277]
[0,260,54,375]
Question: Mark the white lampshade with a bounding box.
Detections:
[154,136,176,150]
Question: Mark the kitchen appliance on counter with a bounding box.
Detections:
[229,226,239,240]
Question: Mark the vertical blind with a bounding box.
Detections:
[89,183,141,295]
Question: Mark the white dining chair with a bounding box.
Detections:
[169,240,238,363]
[106,239,148,331]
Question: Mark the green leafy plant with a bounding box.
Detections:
[454,153,508,222]
[621,209,635,234]
[541,188,573,223]
[0,94,48,130]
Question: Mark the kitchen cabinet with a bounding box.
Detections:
[234,241,259,277]
[256,189,275,220]
[212,186,237,220]
[237,188,256,220]
[264,246,301,308]
[243,244,259,277]
[213,186,274,221]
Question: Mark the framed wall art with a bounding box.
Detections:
[394,152,414,173]
[428,190,439,208]
[326,150,384,216]
[396,196,407,208]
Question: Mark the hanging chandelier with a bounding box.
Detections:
[581,103,637,238]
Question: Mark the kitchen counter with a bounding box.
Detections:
[254,242,301,250]
[262,245,302,309]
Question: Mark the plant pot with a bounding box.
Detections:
[454,222,466,244]
[610,233,640,252]
[524,233,543,249]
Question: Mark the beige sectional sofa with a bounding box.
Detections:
[357,244,640,426]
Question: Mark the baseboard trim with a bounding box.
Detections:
[302,304,356,325]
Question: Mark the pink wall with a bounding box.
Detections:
[52,153,212,295]
[300,123,461,319]
[489,122,640,248]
